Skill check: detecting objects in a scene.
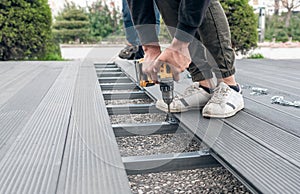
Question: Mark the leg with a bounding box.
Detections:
[198,0,236,85]
[119,0,144,59]
[154,0,214,113]
[154,2,160,35]
[199,0,244,118]
[155,0,214,86]
[122,0,140,45]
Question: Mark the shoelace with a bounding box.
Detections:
[173,83,200,100]
[209,85,231,104]
[184,83,200,96]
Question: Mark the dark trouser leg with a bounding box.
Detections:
[122,0,140,45]
[155,0,235,81]
[155,0,213,82]
[199,0,236,79]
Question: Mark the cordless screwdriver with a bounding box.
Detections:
[135,59,177,123]
[158,64,177,124]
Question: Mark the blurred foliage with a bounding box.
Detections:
[0,0,61,60]
[53,2,90,43]
[265,13,300,42]
[220,0,258,54]
[158,0,259,53]
[53,0,122,43]
[158,19,172,43]
[247,53,264,59]
[88,0,122,41]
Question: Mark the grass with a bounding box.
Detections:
[247,53,264,59]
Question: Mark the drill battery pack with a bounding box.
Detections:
[135,58,173,87]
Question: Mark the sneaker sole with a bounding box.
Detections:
[202,104,244,119]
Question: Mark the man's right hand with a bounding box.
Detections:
[147,38,191,81]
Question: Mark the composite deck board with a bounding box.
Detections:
[179,111,300,193]
[239,67,300,86]
[0,63,78,194]
[243,97,300,137]
[238,59,300,70]
[224,110,300,166]
[57,63,131,194]
[0,65,56,107]
[235,86,300,118]
[238,69,300,92]
[0,63,39,90]
[0,62,18,75]
[237,73,300,98]
[236,61,300,116]
[0,65,62,158]
[236,63,300,82]
[115,59,300,193]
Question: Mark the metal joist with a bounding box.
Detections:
[123,151,220,175]
[94,63,116,68]
[112,122,185,137]
[106,104,161,115]
[95,68,121,72]
[100,83,139,91]
[103,91,149,100]
[98,72,125,77]
[98,77,132,84]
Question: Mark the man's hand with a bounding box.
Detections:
[142,43,161,80]
[149,38,191,81]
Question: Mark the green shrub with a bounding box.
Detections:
[43,38,63,61]
[88,0,122,41]
[0,0,60,60]
[265,13,300,42]
[248,53,264,59]
[53,2,90,43]
[220,0,258,54]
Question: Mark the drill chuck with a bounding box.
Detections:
[160,79,174,105]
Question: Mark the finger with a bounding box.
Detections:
[150,72,158,82]
[172,71,180,81]
[169,65,182,82]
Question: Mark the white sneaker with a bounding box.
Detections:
[156,82,212,113]
[202,82,244,118]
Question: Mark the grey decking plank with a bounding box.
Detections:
[179,112,300,193]
[224,110,300,166]
[0,64,48,108]
[239,67,300,86]
[57,62,131,194]
[237,72,300,98]
[0,63,39,89]
[237,59,300,74]
[0,62,17,75]
[236,61,300,82]
[236,59,300,117]
[0,62,78,194]
[0,64,63,159]
[243,97,300,136]
[239,86,300,117]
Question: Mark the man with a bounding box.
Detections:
[127,0,244,118]
[118,0,160,60]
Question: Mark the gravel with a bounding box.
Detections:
[110,113,166,124]
[128,168,251,194]
[103,89,139,93]
[105,98,153,105]
[117,133,205,157]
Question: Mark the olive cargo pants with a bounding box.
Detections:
[155,0,236,81]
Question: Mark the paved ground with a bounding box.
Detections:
[61,45,300,60]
